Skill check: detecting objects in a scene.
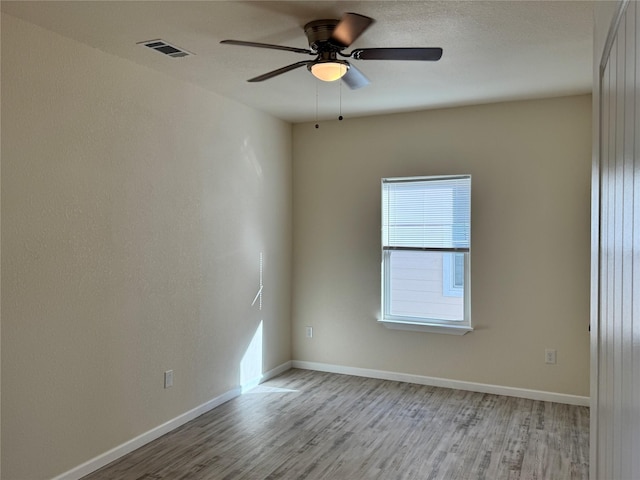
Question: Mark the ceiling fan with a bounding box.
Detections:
[221,12,443,90]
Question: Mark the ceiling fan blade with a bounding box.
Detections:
[330,12,375,48]
[247,61,314,82]
[221,40,312,55]
[351,48,443,61]
[342,64,370,90]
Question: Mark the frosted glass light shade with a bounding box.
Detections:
[310,62,348,82]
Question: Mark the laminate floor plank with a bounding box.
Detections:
[83,369,588,480]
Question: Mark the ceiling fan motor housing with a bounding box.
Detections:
[304,19,341,52]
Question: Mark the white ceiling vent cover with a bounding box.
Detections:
[138,39,193,58]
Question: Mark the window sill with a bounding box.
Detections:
[379,319,473,335]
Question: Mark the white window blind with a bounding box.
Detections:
[382,176,471,250]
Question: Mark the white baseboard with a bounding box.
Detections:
[262,360,293,381]
[241,360,293,392]
[52,360,293,480]
[291,360,590,407]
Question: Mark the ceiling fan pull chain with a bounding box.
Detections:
[315,80,320,129]
[338,80,344,121]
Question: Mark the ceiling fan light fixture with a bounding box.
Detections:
[309,61,349,82]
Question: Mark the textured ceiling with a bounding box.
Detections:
[2,1,594,123]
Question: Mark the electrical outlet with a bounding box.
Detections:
[164,370,174,388]
[545,349,557,365]
[305,326,313,338]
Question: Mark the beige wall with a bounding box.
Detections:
[292,95,591,397]
[1,14,292,480]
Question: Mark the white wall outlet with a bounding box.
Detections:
[305,326,313,338]
[545,349,557,365]
[164,369,174,388]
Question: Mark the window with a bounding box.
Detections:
[381,175,472,334]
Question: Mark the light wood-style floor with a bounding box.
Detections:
[83,369,589,480]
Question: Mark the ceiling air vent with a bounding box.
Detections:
[138,39,193,58]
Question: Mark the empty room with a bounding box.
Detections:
[1,1,639,479]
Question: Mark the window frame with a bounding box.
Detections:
[443,252,464,298]
[379,175,472,335]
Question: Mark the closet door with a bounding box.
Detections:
[592,2,640,479]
